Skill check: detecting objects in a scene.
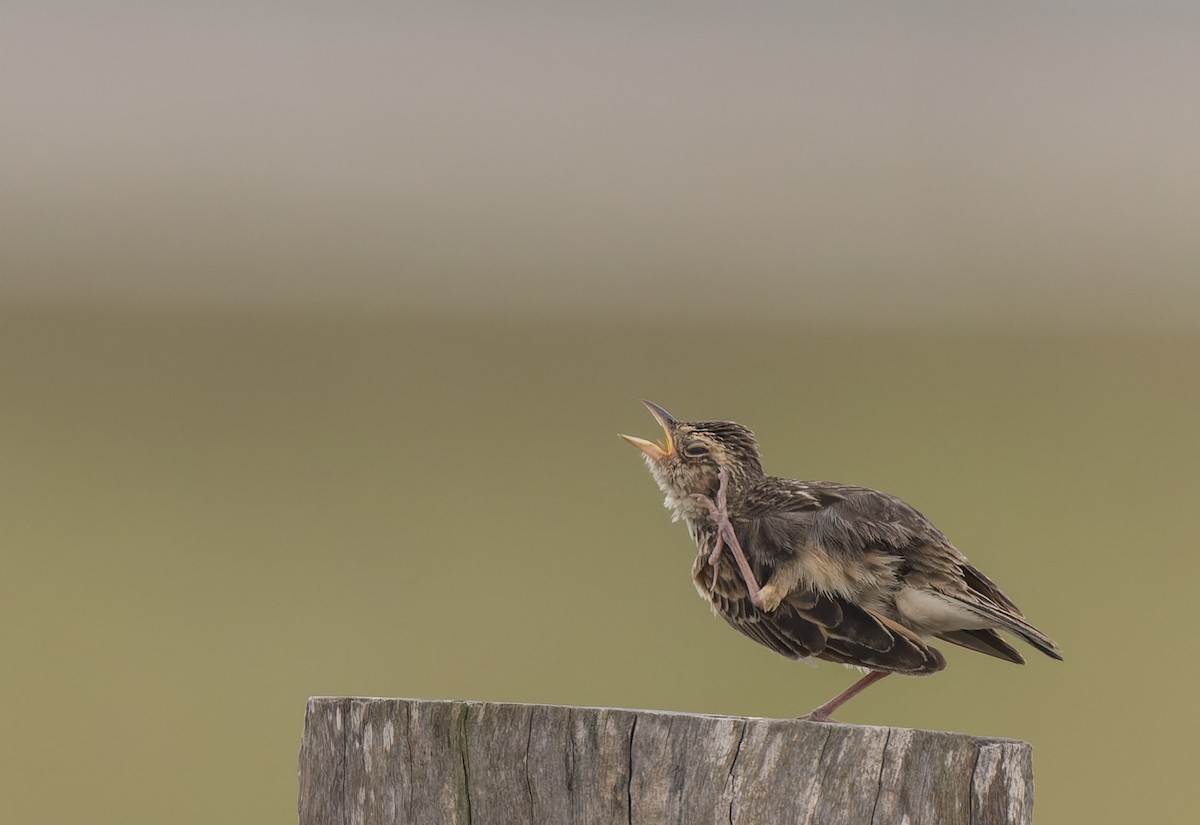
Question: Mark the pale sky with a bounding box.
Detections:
[4,2,1199,328]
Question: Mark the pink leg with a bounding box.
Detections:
[798,671,891,723]
[692,468,761,601]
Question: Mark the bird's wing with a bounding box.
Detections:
[935,587,1063,661]
[733,485,931,607]
[806,485,951,561]
[818,605,947,673]
[694,554,945,674]
[958,561,1022,614]
[811,488,1063,661]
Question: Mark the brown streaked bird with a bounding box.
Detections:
[620,400,1061,722]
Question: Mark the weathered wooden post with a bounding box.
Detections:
[298,697,1033,824]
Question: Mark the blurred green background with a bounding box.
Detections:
[3,3,1199,824]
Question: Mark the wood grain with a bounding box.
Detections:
[298,698,1033,824]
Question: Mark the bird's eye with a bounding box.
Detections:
[683,441,710,458]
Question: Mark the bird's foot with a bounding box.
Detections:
[752,582,785,613]
[795,710,833,723]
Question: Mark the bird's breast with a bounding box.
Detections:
[660,489,713,526]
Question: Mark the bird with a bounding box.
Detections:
[619,400,1061,722]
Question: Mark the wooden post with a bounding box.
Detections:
[298,697,1033,825]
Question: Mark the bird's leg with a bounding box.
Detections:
[718,515,763,604]
[712,467,765,604]
[798,671,891,723]
[691,467,762,602]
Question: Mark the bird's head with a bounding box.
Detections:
[620,401,764,519]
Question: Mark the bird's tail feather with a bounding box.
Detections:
[935,629,1026,664]
[959,599,1063,661]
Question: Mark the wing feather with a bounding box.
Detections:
[695,555,944,674]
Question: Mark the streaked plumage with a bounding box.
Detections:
[620,401,1061,721]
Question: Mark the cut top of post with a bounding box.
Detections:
[299,697,1033,825]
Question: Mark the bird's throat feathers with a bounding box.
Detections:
[643,454,745,525]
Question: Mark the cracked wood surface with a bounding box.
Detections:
[298,698,1033,825]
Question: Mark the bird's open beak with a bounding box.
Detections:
[619,400,677,460]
